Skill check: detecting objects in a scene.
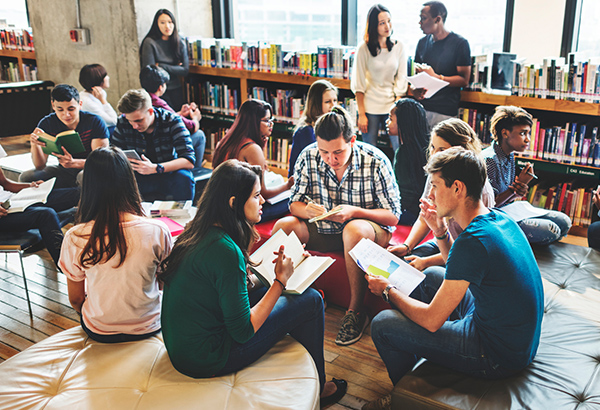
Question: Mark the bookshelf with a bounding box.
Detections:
[0,49,37,82]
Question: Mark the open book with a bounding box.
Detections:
[36,129,85,156]
[250,229,334,295]
[349,238,425,296]
[0,178,56,214]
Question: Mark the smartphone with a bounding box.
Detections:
[123,150,141,161]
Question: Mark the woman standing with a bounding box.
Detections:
[160,159,347,406]
[60,147,173,343]
[140,9,189,109]
[79,64,118,133]
[352,4,408,152]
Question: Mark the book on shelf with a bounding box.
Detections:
[36,129,85,156]
[250,229,334,295]
[527,183,594,227]
[0,28,34,52]
[0,178,55,214]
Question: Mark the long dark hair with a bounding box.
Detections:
[295,80,338,131]
[393,98,429,196]
[212,99,273,168]
[160,160,262,283]
[365,4,394,57]
[140,9,183,63]
[75,147,144,268]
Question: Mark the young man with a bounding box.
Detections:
[139,65,206,174]
[20,84,110,188]
[112,89,195,201]
[362,147,543,410]
[412,1,471,129]
[272,107,401,346]
[482,105,571,244]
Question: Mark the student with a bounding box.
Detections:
[388,118,495,271]
[139,65,206,173]
[159,159,347,407]
[60,147,172,343]
[79,64,118,133]
[363,147,543,410]
[20,84,110,189]
[111,89,195,201]
[140,9,189,109]
[386,98,429,225]
[288,80,338,176]
[352,4,408,151]
[273,106,401,346]
[413,1,471,130]
[482,105,571,244]
[212,99,293,221]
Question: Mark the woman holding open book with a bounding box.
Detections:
[60,147,173,343]
[212,99,294,221]
[160,159,347,406]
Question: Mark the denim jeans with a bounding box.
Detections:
[135,169,195,201]
[20,165,82,189]
[371,266,513,385]
[588,221,600,249]
[364,113,399,152]
[215,287,327,392]
[518,210,572,245]
[411,239,440,258]
[190,130,206,172]
[260,200,290,222]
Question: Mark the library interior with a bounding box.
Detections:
[0,1,600,409]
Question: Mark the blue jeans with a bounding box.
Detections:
[588,221,600,249]
[363,113,399,152]
[260,200,290,222]
[215,287,327,392]
[20,165,82,189]
[411,239,440,258]
[518,210,572,245]
[371,267,513,385]
[135,169,195,201]
[190,130,206,171]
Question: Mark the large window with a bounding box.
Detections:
[356,0,506,56]
[0,0,29,29]
[573,0,600,58]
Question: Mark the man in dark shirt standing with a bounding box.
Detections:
[413,1,471,130]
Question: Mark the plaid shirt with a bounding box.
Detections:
[482,141,515,197]
[112,107,195,165]
[290,141,402,234]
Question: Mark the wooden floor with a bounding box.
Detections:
[0,134,587,409]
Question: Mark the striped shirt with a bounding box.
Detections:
[290,141,402,234]
[482,141,515,197]
[112,107,194,165]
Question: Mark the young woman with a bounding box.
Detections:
[160,159,347,406]
[386,98,429,225]
[213,99,293,221]
[60,147,173,343]
[352,4,408,151]
[140,9,189,109]
[389,118,495,271]
[288,80,338,176]
[79,64,118,132]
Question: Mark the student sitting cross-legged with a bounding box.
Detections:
[20,84,110,188]
[111,89,196,201]
[363,147,543,410]
[60,147,173,343]
[272,106,402,346]
[159,159,347,407]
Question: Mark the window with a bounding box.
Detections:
[0,0,29,28]
[356,0,507,56]
[573,0,600,57]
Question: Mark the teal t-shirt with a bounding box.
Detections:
[161,227,255,378]
[446,209,544,370]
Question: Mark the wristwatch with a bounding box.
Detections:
[156,164,165,174]
[382,284,397,303]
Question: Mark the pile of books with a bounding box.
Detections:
[149,200,194,218]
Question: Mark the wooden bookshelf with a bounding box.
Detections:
[0,49,36,81]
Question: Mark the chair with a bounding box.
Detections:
[0,208,76,319]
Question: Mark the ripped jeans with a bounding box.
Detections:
[518,210,572,245]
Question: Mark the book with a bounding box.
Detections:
[150,200,193,217]
[155,217,185,236]
[266,190,291,205]
[0,178,56,214]
[36,130,85,156]
[250,229,334,295]
[348,238,425,296]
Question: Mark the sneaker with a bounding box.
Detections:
[335,310,369,346]
[362,394,391,410]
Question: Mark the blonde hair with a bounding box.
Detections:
[430,118,482,156]
[117,89,152,114]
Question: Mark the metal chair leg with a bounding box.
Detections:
[18,252,33,319]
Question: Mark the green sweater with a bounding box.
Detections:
[161,227,255,378]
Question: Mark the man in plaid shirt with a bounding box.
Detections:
[112,89,195,201]
[273,107,401,346]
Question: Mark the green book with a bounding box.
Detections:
[37,130,85,156]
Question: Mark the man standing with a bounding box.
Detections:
[413,1,471,129]
[362,147,543,410]
[272,107,401,346]
[112,89,195,201]
[21,84,110,188]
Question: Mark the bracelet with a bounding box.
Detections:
[401,243,411,255]
[273,278,286,291]
[434,230,448,240]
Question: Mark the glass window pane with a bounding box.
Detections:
[0,1,29,28]
[356,0,506,56]
[575,0,600,57]
[233,0,341,51]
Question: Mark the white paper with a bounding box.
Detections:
[499,201,549,222]
[266,189,291,205]
[407,72,450,98]
[349,238,425,295]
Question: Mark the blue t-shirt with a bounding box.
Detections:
[37,111,109,159]
[288,125,316,177]
[446,209,543,371]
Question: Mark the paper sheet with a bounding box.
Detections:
[407,72,450,98]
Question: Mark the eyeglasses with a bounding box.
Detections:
[261,118,274,125]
